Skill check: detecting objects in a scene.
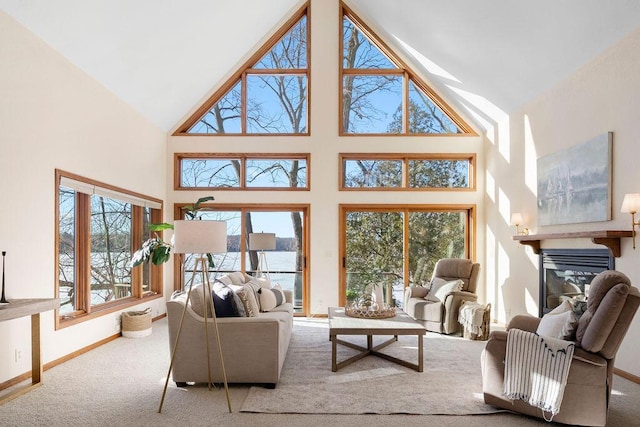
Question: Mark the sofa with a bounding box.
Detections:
[403,258,480,334]
[481,270,640,426]
[166,272,294,388]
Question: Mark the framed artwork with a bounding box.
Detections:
[537,132,612,226]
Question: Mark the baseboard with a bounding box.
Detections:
[0,315,166,392]
[0,371,31,392]
[615,367,640,384]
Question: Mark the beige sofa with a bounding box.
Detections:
[166,272,293,388]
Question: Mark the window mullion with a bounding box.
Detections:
[77,193,91,314]
[241,72,247,133]
[403,72,409,134]
[131,206,142,298]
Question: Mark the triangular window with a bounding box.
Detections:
[176,5,309,135]
[340,4,473,135]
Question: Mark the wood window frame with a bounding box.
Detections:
[54,169,163,329]
[339,2,476,136]
[339,153,476,191]
[171,203,311,316]
[338,203,476,307]
[175,153,311,191]
[174,2,311,136]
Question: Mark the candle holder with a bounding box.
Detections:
[1,251,8,304]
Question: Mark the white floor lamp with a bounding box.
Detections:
[249,232,276,281]
[158,219,232,413]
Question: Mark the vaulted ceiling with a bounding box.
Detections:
[2,0,640,131]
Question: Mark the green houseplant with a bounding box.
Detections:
[130,196,215,268]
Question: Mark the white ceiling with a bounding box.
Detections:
[2,0,640,131]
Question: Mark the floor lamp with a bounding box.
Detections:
[249,232,276,281]
[158,220,232,413]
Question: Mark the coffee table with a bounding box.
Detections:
[328,307,426,372]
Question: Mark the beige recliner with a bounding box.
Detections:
[403,258,480,334]
[481,270,640,426]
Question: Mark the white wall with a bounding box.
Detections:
[167,0,486,314]
[485,27,640,377]
[0,11,167,384]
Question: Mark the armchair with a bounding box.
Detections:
[403,258,480,334]
[481,270,640,426]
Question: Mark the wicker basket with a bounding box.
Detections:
[121,308,152,338]
[462,303,491,341]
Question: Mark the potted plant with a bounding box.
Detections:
[130,196,215,267]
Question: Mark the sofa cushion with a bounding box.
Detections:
[536,299,577,340]
[406,297,442,322]
[217,275,233,287]
[227,271,247,286]
[427,279,463,302]
[258,284,286,312]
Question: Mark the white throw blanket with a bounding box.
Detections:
[458,302,486,335]
[504,328,575,420]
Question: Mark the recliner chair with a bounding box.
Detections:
[403,258,480,334]
[481,270,640,426]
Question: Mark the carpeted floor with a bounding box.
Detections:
[241,317,501,414]
[1,317,639,427]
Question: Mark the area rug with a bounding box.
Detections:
[240,317,503,415]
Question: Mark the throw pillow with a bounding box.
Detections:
[426,279,463,302]
[536,300,577,340]
[226,283,247,317]
[258,285,286,312]
[211,281,240,318]
[243,281,263,311]
[188,283,207,317]
[568,297,588,318]
[248,277,271,289]
[234,286,259,317]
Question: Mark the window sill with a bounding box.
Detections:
[56,293,162,330]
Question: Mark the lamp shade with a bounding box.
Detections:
[249,232,276,251]
[621,193,640,214]
[510,213,524,226]
[173,220,227,254]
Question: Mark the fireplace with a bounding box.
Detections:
[539,248,614,316]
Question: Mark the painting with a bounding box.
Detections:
[537,132,612,226]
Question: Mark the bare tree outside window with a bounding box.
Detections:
[341,15,462,134]
[90,196,132,305]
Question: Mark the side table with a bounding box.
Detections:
[0,298,60,404]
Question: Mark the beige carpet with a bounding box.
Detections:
[241,317,501,415]
[2,317,639,427]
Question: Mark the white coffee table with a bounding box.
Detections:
[328,307,426,372]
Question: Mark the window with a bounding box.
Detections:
[176,3,309,135]
[340,4,474,135]
[56,170,163,327]
[173,204,309,314]
[339,204,475,307]
[340,153,475,190]
[176,153,309,190]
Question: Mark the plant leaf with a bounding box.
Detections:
[206,253,215,269]
[151,245,172,265]
[148,223,174,231]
